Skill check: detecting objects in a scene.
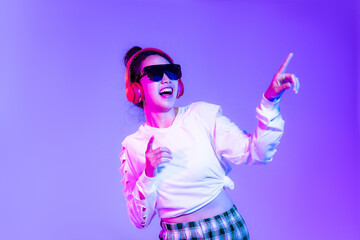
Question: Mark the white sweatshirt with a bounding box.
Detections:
[120,96,284,229]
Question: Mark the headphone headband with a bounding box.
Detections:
[126,48,174,71]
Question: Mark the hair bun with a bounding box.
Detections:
[124,46,142,67]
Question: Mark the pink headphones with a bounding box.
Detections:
[124,48,184,103]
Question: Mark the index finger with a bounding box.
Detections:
[146,136,154,152]
[277,53,293,74]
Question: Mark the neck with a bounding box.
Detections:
[144,107,178,128]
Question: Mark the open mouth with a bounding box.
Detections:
[159,87,173,96]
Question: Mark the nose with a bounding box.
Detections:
[161,72,172,83]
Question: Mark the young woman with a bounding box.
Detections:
[120,46,300,239]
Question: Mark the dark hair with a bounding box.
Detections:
[123,46,173,108]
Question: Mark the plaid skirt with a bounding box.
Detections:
[159,205,249,240]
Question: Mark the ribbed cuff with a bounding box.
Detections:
[137,170,157,195]
[255,95,282,124]
[261,94,280,110]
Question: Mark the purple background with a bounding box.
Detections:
[1,0,359,239]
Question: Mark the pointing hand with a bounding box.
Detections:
[264,53,300,101]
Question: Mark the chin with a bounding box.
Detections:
[145,99,175,112]
[161,102,176,111]
[160,98,176,110]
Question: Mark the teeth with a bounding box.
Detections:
[160,87,173,94]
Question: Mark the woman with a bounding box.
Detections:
[120,46,299,239]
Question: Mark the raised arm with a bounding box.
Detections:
[214,96,284,165]
[214,54,300,165]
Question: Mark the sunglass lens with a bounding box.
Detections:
[165,65,181,80]
[164,71,178,80]
[147,70,163,81]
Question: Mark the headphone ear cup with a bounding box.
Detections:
[177,79,184,98]
[128,82,144,103]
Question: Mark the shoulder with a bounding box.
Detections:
[180,101,221,128]
[121,130,147,173]
[122,128,146,150]
[186,101,221,116]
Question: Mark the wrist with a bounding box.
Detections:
[264,92,275,102]
[145,167,156,178]
[137,170,157,197]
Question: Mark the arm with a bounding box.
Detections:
[214,96,284,165]
[119,146,157,229]
[215,53,300,164]
[119,137,172,228]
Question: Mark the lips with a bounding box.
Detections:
[159,87,173,96]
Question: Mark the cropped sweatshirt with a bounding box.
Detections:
[120,96,284,228]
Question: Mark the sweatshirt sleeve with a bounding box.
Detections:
[214,95,285,165]
[119,145,157,229]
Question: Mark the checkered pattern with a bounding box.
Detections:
[159,205,249,240]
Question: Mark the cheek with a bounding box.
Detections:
[140,81,158,98]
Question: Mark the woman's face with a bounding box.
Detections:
[139,54,179,113]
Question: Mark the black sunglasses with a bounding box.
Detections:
[137,64,182,82]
